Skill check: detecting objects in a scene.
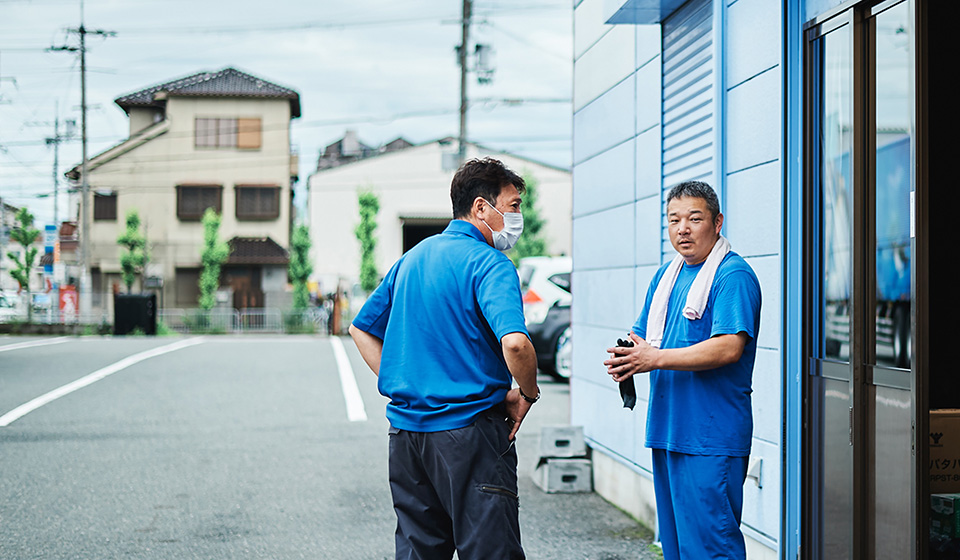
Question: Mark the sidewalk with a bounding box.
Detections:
[513,376,663,560]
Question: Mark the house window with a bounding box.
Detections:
[195,117,261,149]
[93,192,117,221]
[175,268,202,306]
[235,185,281,220]
[177,185,222,220]
[236,118,262,150]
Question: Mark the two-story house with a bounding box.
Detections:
[67,67,300,313]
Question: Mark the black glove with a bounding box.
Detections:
[616,337,637,410]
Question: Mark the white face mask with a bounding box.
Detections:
[481,200,524,252]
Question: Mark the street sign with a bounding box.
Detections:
[44,225,57,247]
[44,225,56,275]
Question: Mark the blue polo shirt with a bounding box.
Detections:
[632,252,761,457]
[351,220,529,432]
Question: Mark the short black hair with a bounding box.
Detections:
[450,157,525,219]
[666,180,721,222]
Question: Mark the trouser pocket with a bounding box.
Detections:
[479,484,519,501]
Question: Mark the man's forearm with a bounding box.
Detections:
[501,332,539,396]
[501,331,539,440]
[654,332,748,371]
[606,331,749,381]
[348,324,383,376]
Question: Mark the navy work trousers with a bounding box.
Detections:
[652,449,749,560]
[388,406,525,560]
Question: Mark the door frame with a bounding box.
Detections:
[802,8,862,558]
[801,1,923,558]
[912,0,930,557]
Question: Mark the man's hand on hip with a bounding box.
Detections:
[503,388,534,441]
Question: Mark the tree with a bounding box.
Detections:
[289,224,313,310]
[508,172,548,265]
[116,210,147,293]
[355,191,380,293]
[6,207,40,322]
[198,208,229,310]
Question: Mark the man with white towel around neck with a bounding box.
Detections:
[603,180,761,560]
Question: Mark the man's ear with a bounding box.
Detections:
[473,196,488,219]
[714,212,724,234]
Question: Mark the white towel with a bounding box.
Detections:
[645,236,730,348]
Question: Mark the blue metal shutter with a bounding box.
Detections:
[661,0,714,257]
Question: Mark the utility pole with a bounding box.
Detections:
[458,0,472,166]
[49,113,63,229]
[43,104,76,233]
[455,1,495,166]
[25,103,75,300]
[27,102,76,231]
[49,5,114,318]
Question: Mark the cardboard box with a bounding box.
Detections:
[931,493,960,540]
[931,409,960,493]
[533,458,592,493]
[539,425,586,458]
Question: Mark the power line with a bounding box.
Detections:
[1,4,566,41]
[0,109,460,148]
[0,134,572,172]
[45,2,115,315]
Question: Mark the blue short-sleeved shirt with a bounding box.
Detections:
[632,252,761,457]
[351,220,529,432]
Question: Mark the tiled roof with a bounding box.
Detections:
[226,237,289,265]
[115,67,300,117]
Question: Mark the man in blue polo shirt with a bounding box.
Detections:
[349,157,540,560]
[603,181,761,560]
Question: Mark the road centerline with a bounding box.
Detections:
[0,337,206,428]
[330,336,368,422]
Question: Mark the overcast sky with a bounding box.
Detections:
[0,0,573,227]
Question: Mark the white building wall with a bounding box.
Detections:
[571,0,662,532]
[307,142,571,295]
[723,0,783,551]
[571,0,783,557]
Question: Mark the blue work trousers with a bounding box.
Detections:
[652,449,748,560]
[388,405,524,560]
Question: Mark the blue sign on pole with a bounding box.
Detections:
[44,225,56,275]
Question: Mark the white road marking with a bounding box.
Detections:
[0,337,206,428]
[0,337,71,354]
[330,336,368,422]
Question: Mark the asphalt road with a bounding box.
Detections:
[0,334,659,560]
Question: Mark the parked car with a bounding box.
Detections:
[517,256,572,380]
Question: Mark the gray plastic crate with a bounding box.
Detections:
[539,425,586,458]
[533,457,592,493]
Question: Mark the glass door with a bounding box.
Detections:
[864,2,913,557]
[805,13,856,559]
[804,2,914,558]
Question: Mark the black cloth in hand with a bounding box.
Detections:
[616,338,637,410]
